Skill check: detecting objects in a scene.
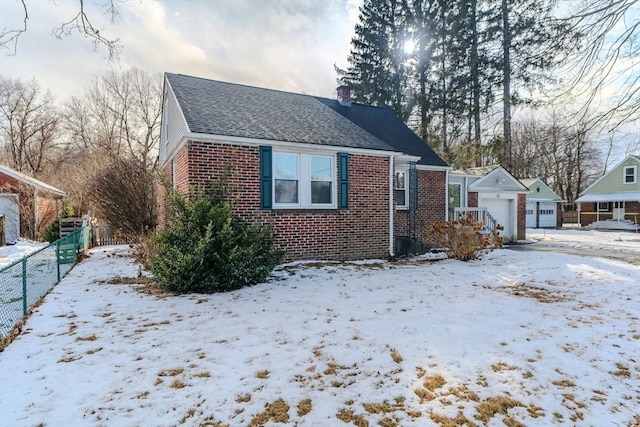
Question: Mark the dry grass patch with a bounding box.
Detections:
[76,334,97,341]
[475,395,525,423]
[390,348,403,364]
[193,371,211,378]
[429,411,475,427]
[503,416,526,427]
[297,398,312,416]
[159,368,184,376]
[610,362,631,378]
[363,397,405,415]
[491,361,518,372]
[255,370,270,379]
[236,393,251,403]
[500,284,570,303]
[85,347,103,355]
[336,408,369,426]
[552,379,576,388]
[424,374,447,391]
[248,398,289,427]
[448,385,479,402]
[179,408,196,423]
[170,378,186,389]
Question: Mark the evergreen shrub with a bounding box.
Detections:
[149,187,283,293]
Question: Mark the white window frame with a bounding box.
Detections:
[394,169,408,210]
[623,165,637,184]
[273,151,336,209]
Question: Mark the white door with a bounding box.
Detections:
[525,202,536,228]
[539,202,556,228]
[612,202,625,221]
[482,198,513,241]
[0,194,20,243]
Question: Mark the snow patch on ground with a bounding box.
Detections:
[0,240,49,268]
[0,234,638,426]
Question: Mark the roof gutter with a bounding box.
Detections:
[180,132,402,158]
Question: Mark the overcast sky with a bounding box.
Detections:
[0,0,361,101]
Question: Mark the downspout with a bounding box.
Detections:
[389,155,394,257]
[445,168,450,221]
[33,187,39,239]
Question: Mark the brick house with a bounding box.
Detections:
[158,73,448,261]
[0,165,65,242]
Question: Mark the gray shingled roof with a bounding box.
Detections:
[166,73,395,152]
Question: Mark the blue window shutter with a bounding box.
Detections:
[338,152,349,210]
[260,146,272,210]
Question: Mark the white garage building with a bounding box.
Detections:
[449,166,528,242]
[520,178,564,229]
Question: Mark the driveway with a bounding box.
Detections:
[508,229,640,264]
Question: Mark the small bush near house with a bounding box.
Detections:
[424,214,503,261]
[148,186,283,293]
[40,205,75,243]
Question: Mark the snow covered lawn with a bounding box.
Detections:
[1,235,638,426]
[0,240,49,268]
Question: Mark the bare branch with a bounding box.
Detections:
[0,0,28,56]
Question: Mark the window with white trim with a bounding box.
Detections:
[623,165,637,184]
[273,152,335,208]
[597,202,610,211]
[394,171,408,208]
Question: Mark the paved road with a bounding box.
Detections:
[506,242,640,264]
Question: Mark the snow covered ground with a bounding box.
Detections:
[0,240,49,268]
[0,231,638,426]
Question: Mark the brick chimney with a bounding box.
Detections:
[337,85,352,107]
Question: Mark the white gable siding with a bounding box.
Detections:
[159,85,190,167]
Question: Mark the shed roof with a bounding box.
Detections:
[0,165,65,197]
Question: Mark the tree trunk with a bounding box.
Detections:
[502,0,512,171]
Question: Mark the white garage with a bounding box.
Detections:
[449,166,528,242]
[521,178,563,229]
[481,197,514,241]
[0,194,20,243]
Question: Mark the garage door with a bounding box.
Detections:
[481,198,513,241]
[538,202,556,228]
[525,202,536,228]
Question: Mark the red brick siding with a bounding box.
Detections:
[578,201,640,226]
[517,193,526,240]
[394,169,446,242]
[159,140,391,261]
[468,192,478,207]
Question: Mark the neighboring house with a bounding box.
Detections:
[449,166,528,242]
[158,73,448,261]
[0,165,66,241]
[520,178,564,229]
[575,155,640,230]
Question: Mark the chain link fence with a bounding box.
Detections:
[0,227,91,340]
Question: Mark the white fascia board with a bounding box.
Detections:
[416,164,451,171]
[395,154,422,164]
[181,132,403,157]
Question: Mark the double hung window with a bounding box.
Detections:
[273,152,335,208]
[394,171,408,208]
[623,166,637,184]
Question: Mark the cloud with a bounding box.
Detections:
[0,0,363,101]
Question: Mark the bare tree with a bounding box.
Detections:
[562,0,640,130]
[64,68,162,171]
[0,0,122,60]
[0,76,61,177]
[510,109,601,206]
